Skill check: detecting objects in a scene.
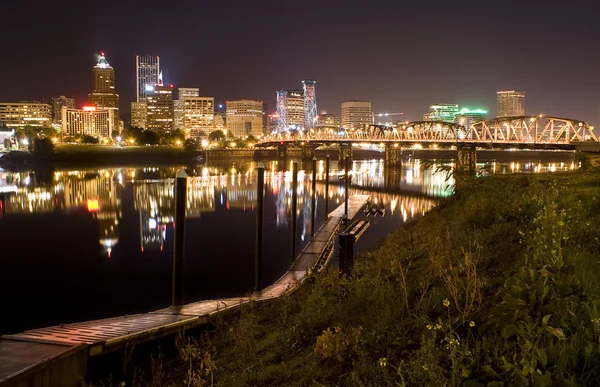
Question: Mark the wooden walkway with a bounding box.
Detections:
[0,194,370,386]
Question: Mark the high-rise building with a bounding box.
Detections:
[276,90,304,131]
[146,85,174,132]
[88,53,120,131]
[317,112,340,128]
[424,104,459,123]
[62,106,114,138]
[454,108,488,129]
[0,102,52,128]
[130,102,147,129]
[136,55,160,102]
[497,90,525,117]
[262,102,268,133]
[174,88,200,131]
[226,100,263,137]
[183,97,214,138]
[302,80,317,130]
[341,101,372,129]
[52,96,75,124]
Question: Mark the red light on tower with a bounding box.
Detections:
[101,52,105,56]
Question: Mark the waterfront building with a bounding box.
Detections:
[183,96,214,138]
[88,53,120,130]
[130,102,147,129]
[341,101,372,129]
[61,106,114,138]
[317,112,340,128]
[136,55,160,102]
[52,96,75,124]
[455,108,488,129]
[276,90,304,131]
[424,103,459,123]
[497,90,525,117]
[174,88,200,131]
[226,100,263,137]
[146,85,174,132]
[0,102,52,128]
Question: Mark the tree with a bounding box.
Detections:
[81,135,100,144]
[183,138,197,151]
[138,130,160,145]
[32,137,54,156]
[208,130,225,142]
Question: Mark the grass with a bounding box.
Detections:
[54,144,188,154]
[95,168,600,386]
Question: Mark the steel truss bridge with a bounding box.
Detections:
[259,116,598,149]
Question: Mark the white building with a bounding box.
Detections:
[62,106,114,138]
[0,102,52,128]
[183,97,214,138]
[341,101,372,129]
[226,100,263,137]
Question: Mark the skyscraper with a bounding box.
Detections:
[226,100,263,137]
[424,104,459,123]
[302,79,317,130]
[174,88,200,131]
[341,101,372,129]
[52,96,75,124]
[146,85,174,132]
[183,96,214,138]
[130,102,147,129]
[136,55,160,102]
[497,91,525,117]
[276,90,304,131]
[88,53,120,131]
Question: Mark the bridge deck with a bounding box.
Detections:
[0,194,370,385]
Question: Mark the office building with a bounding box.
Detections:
[136,55,160,102]
[341,101,372,129]
[130,102,147,129]
[226,100,263,137]
[262,102,268,133]
[52,96,75,124]
[302,79,317,129]
[174,88,200,131]
[61,106,114,138]
[146,85,174,132]
[497,90,525,117]
[317,112,339,128]
[455,108,488,129]
[0,102,52,128]
[183,97,214,138]
[424,104,459,123]
[88,53,120,130]
[276,90,304,131]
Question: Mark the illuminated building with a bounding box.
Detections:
[454,108,488,129]
[317,112,339,128]
[130,101,147,129]
[183,96,214,138]
[302,80,317,130]
[88,53,120,131]
[341,101,372,129]
[136,55,160,102]
[276,90,304,131]
[61,106,114,138]
[424,104,459,123]
[52,96,75,124]
[262,102,268,133]
[0,102,52,128]
[146,85,174,132]
[174,88,200,131]
[226,100,263,137]
[497,90,525,117]
[0,126,15,150]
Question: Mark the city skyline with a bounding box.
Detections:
[2,0,599,125]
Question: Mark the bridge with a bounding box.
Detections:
[258,116,599,170]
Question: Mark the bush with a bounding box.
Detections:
[32,137,54,155]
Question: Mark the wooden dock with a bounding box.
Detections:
[0,194,370,386]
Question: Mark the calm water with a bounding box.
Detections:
[0,154,576,334]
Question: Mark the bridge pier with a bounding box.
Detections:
[456,144,477,173]
[301,144,316,161]
[339,143,353,168]
[384,143,402,168]
[277,143,287,171]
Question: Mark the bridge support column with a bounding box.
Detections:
[339,143,353,168]
[384,144,402,168]
[456,144,477,173]
[301,144,316,161]
[277,143,287,171]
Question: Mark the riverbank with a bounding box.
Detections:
[94,168,600,386]
[0,145,204,170]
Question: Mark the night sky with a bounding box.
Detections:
[2,0,600,124]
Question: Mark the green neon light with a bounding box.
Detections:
[458,108,488,115]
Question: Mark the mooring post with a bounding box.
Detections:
[172,169,187,307]
[338,232,355,277]
[324,154,330,220]
[255,162,265,292]
[311,156,317,238]
[291,160,298,262]
[343,157,350,225]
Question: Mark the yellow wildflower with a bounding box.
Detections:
[443,299,450,307]
[469,321,475,327]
